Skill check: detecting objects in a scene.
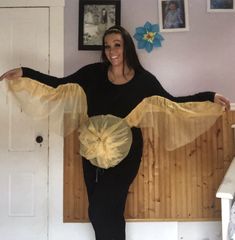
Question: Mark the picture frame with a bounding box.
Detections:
[79,0,121,50]
[207,0,234,12]
[158,0,189,32]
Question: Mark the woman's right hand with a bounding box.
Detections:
[0,68,23,81]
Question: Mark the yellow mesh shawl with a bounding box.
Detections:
[4,77,223,169]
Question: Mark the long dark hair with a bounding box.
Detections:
[101,25,143,71]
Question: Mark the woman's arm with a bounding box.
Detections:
[0,68,23,81]
[0,65,91,89]
[150,74,230,110]
[21,67,82,88]
[214,93,230,110]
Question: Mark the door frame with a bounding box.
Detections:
[0,1,65,240]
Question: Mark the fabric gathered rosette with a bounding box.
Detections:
[1,77,224,169]
[79,115,132,168]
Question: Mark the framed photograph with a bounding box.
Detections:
[158,0,189,32]
[207,0,234,12]
[79,0,121,50]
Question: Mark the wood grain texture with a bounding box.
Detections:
[64,111,235,222]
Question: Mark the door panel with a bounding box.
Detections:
[0,7,49,240]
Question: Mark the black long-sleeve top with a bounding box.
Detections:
[22,62,215,118]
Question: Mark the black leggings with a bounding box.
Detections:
[82,129,143,240]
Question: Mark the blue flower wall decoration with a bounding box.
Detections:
[133,22,164,53]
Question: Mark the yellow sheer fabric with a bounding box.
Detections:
[4,77,223,168]
[79,115,132,168]
[125,96,223,151]
[7,77,88,136]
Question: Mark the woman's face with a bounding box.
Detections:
[104,33,124,67]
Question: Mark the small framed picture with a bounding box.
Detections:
[79,0,121,50]
[207,0,234,12]
[158,0,189,32]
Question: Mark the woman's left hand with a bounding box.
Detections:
[214,93,230,111]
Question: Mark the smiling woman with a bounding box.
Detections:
[0,25,230,240]
[104,30,135,84]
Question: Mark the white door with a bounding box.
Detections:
[0,8,49,240]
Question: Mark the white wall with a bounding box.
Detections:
[62,0,235,239]
[64,0,235,102]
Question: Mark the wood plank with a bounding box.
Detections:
[64,111,235,222]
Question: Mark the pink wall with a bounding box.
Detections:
[64,0,235,102]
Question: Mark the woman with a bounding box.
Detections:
[0,26,230,240]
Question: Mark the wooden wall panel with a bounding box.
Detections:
[64,111,235,222]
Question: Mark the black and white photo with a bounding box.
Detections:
[79,0,121,50]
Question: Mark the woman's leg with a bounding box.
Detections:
[82,128,143,240]
[88,180,129,240]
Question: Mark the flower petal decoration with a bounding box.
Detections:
[133,21,164,53]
